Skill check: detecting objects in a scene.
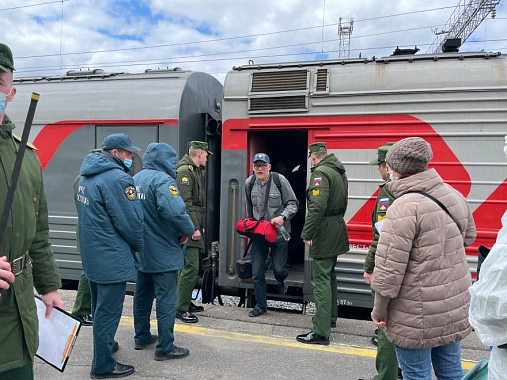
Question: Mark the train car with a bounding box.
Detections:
[7,68,223,282]
[220,51,507,308]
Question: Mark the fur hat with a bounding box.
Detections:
[385,137,433,175]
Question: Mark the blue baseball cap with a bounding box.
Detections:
[253,153,270,163]
[102,133,141,152]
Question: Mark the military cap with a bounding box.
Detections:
[0,43,15,73]
[189,140,213,154]
[369,142,395,165]
[102,133,141,152]
[253,152,270,163]
[309,142,327,156]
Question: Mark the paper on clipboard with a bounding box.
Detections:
[35,296,81,372]
[374,219,385,234]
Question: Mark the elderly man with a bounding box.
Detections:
[176,141,211,323]
[0,42,63,380]
[76,133,144,379]
[133,143,195,361]
[245,152,298,318]
[297,142,349,345]
[371,137,476,380]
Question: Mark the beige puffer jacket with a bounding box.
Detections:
[371,168,477,349]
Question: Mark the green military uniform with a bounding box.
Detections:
[364,143,399,380]
[301,142,349,339]
[176,141,210,312]
[0,115,62,374]
[0,43,61,378]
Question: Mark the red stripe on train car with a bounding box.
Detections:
[33,119,178,170]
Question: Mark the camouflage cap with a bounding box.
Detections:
[189,140,213,154]
[369,142,395,165]
[0,43,15,73]
[309,142,327,156]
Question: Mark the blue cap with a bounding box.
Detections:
[102,133,141,152]
[253,153,270,163]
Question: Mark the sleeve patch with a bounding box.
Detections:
[378,198,390,211]
[377,215,386,222]
[312,189,320,196]
[124,185,137,201]
[169,185,179,197]
[180,176,189,185]
[313,177,322,186]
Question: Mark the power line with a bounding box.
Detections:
[16,24,445,71]
[0,0,69,12]
[14,6,455,60]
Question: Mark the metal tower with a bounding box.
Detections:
[338,17,354,59]
[427,0,501,53]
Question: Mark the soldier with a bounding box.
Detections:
[133,143,195,361]
[0,42,63,379]
[76,133,144,379]
[175,141,210,323]
[363,143,400,380]
[297,142,349,345]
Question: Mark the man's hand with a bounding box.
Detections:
[371,315,387,331]
[0,256,15,291]
[41,290,63,319]
[270,216,284,228]
[363,272,373,285]
[179,235,189,245]
[191,230,202,241]
[303,240,312,247]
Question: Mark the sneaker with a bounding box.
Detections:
[248,308,266,317]
[277,282,288,295]
[134,334,158,350]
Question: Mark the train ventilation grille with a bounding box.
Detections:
[249,96,306,111]
[315,69,328,92]
[251,70,308,92]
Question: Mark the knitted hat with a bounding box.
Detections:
[385,137,433,175]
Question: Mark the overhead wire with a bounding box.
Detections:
[0,0,69,12]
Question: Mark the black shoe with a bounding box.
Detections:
[154,346,190,361]
[372,336,378,346]
[176,310,198,323]
[112,341,119,354]
[74,314,93,326]
[331,322,336,328]
[90,363,134,379]
[374,328,379,335]
[134,334,158,350]
[296,332,330,345]
[277,281,288,295]
[189,302,204,313]
[398,368,403,379]
[248,308,266,317]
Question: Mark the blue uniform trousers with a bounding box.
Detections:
[134,270,177,356]
[89,281,126,375]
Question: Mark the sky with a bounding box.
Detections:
[1,0,506,83]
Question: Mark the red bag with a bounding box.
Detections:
[236,218,277,243]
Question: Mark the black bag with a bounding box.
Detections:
[236,240,253,281]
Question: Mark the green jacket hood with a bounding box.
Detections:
[176,153,198,169]
[314,153,346,174]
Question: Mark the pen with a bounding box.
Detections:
[61,323,78,363]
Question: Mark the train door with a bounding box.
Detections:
[247,130,308,296]
[95,125,159,175]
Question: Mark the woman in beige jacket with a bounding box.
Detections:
[371,137,476,380]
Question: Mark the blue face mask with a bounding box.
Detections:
[124,158,133,169]
[0,90,9,114]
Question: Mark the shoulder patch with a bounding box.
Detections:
[169,185,179,197]
[180,176,189,185]
[378,198,390,212]
[312,189,320,196]
[12,134,38,150]
[124,185,137,201]
[188,165,194,172]
[377,215,386,222]
[313,177,322,187]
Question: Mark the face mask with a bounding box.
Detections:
[0,88,11,114]
[389,171,398,181]
[123,158,133,169]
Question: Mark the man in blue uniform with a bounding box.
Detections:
[133,143,195,361]
[76,133,144,379]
